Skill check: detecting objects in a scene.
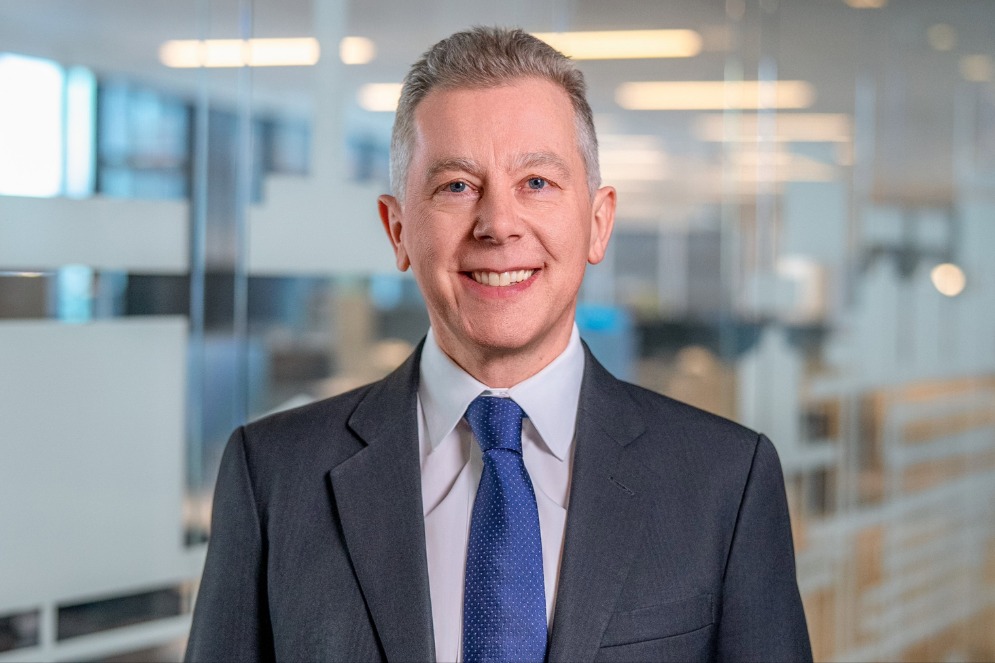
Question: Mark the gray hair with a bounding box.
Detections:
[389,26,600,200]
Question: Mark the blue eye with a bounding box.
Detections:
[527,177,546,190]
[447,181,467,193]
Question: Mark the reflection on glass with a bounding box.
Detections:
[65,66,97,199]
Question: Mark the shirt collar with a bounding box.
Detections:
[418,325,585,461]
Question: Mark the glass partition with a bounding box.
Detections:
[1,1,993,660]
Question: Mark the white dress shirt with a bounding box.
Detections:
[418,325,585,663]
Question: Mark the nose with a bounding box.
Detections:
[473,187,523,243]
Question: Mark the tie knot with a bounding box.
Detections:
[464,396,525,454]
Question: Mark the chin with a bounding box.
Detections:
[450,318,543,356]
[467,328,537,355]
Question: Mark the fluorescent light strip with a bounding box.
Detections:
[159,38,320,68]
[844,0,887,8]
[693,113,851,142]
[358,83,403,112]
[532,29,702,60]
[616,80,815,110]
[339,36,376,65]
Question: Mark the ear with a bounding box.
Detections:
[587,186,617,265]
[378,194,410,271]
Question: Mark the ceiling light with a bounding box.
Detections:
[358,83,402,112]
[340,36,376,65]
[616,80,815,111]
[693,113,851,142]
[159,38,320,68]
[931,263,966,297]
[926,24,957,52]
[960,55,994,83]
[601,149,668,167]
[531,30,702,60]
[844,0,887,8]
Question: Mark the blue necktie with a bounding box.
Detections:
[462,396,547,663]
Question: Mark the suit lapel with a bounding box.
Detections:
[548,349,652,663]
[329,346,435,663]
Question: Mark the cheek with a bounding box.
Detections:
[403,215,439,262]
[543,214,593,263]
[405,223,456,287]
[420,231,450,268]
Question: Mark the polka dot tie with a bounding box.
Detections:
[462,396,547,663]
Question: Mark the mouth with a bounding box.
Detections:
[465,269,537,287]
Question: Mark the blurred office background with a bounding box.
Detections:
[1,0,994,660]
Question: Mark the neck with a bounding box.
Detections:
[434,326,574,389]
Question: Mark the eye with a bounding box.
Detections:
[446,181,468,193]
[526,177,547,190]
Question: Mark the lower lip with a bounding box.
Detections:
[461,270,540,297]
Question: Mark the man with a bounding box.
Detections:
[186,27,811,662]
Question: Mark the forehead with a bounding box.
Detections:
[409,78,582,168]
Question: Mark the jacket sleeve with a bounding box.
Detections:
[185,427,275,662]
[716,434,813,662]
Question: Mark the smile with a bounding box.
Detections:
[470,269,536,287]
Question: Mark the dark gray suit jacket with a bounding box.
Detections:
[185,343,812,662]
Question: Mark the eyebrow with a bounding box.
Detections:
[426,157,483,181]
[511,151,572,178]
[424,151,572,182]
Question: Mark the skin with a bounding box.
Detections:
[378,77,616,388]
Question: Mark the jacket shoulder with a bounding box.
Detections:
[621,380,760,444]
[231,382,378,481]
[246,382,373,440]
[611,378,776,489]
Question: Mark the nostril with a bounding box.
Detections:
[473,218,523,242]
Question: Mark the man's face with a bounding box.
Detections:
[379,77,615,379]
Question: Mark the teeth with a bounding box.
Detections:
[471,269,535,286]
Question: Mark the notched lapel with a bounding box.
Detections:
[548,351,652,663]
[329,346,436,663]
